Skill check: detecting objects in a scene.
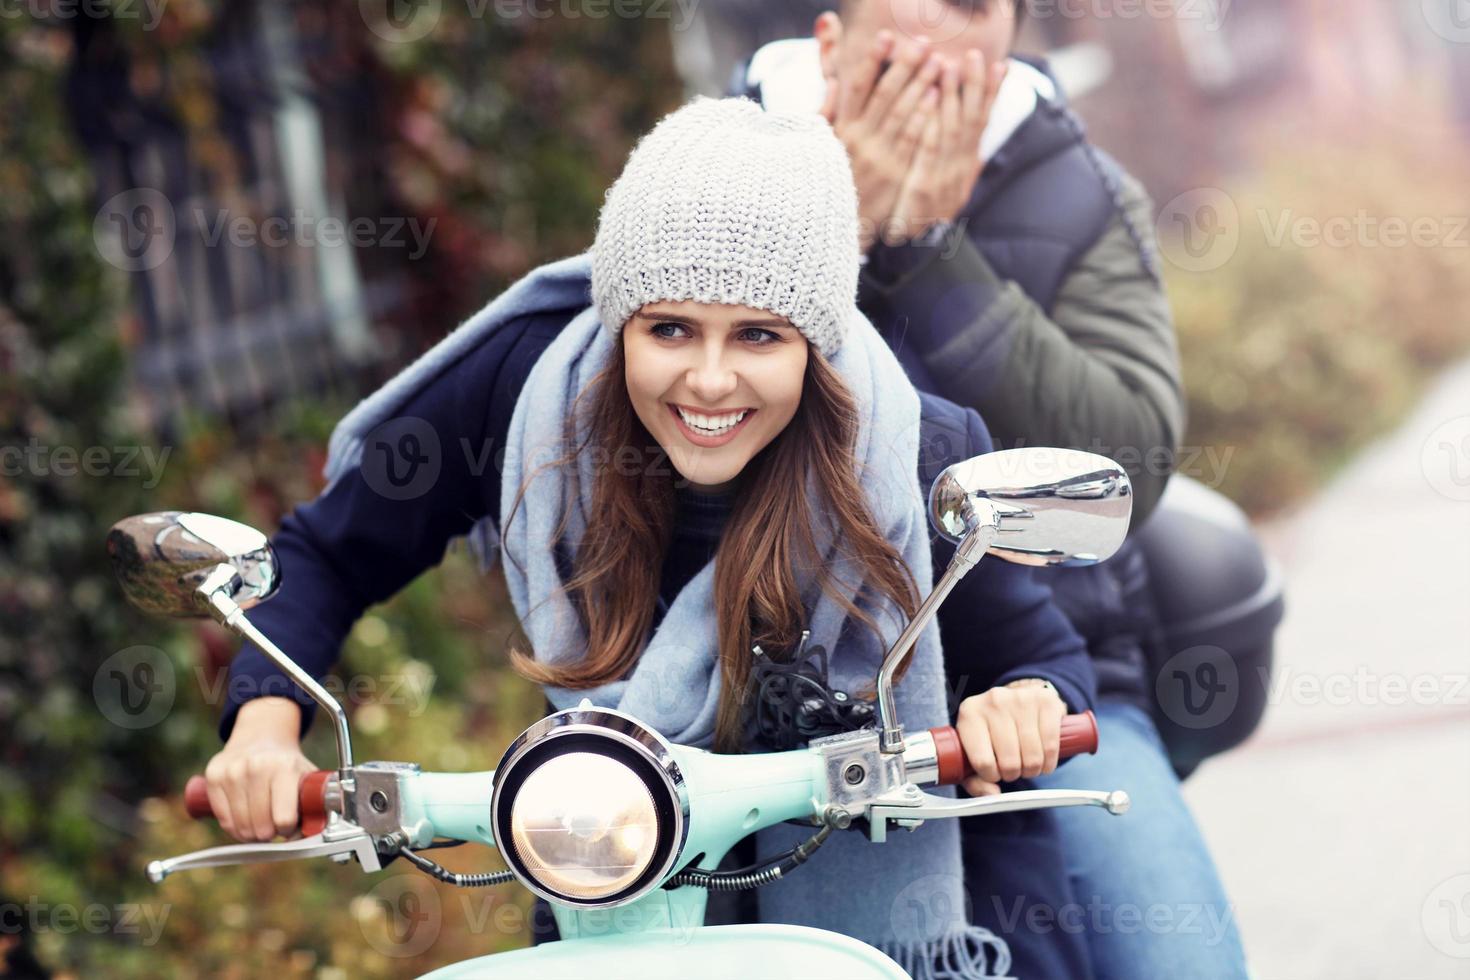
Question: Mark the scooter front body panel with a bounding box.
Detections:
[415,923,908,979]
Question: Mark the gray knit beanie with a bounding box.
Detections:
[590,96,859,359]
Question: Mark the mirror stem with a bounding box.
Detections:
[197,569,354,773]
[876,502,1000,753]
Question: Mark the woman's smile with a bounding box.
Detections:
[667,403,759,448]
[623,299,808,493]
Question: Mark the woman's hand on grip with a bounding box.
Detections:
[953,680,1067,797]
[203,697,314,842]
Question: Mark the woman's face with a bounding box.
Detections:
[623,300,809,494]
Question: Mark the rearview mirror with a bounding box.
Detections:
[878,448,1135,750]
[106,512,280,618]
[929,448,1132,567]
[104,511,357,770]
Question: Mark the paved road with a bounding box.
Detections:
[1182,361,1470,979]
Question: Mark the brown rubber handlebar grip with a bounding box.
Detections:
[184,770,334,837]
[931,710,1099,786]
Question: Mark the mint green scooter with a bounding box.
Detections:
[106,448,1134,978]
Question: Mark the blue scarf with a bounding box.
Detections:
[325,254,1012,977]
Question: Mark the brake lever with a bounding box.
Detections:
[145,826,382,883]
[866,786,1130,842]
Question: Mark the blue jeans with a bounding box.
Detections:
[1031,701,1248,979]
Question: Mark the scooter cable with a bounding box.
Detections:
[665,825,832,891]
[398,844,515,887]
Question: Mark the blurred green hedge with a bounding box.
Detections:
[1166,130,1470,517]
[1,5,678,978]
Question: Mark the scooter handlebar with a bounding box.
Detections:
[183,770,335,837]
[177,712,1098,829]
[927,710,1099,786]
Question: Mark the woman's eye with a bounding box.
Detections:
[739,328,781,345]
[651,321,688,339]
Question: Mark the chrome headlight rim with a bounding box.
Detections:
[490,706,689,909]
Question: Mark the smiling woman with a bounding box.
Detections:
[499,98,933,757]
[624,303,808,491]
[504,286,918,757]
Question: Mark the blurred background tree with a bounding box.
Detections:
[0,15,219,974]
[1,2,678,976]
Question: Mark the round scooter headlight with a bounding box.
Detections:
[508,750,660,900]
[491,705,689,908]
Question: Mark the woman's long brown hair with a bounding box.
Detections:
[504,340,922,752]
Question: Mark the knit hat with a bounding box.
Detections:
[590,96,859,359]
